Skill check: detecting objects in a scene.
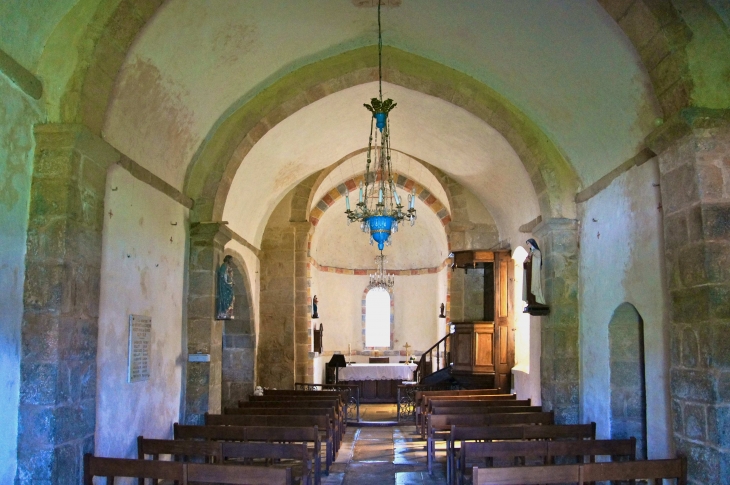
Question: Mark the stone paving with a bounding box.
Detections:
[322,405,447,485]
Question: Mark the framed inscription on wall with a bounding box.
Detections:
[128,315,152,383]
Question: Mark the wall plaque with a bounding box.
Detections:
[128,315,151,383]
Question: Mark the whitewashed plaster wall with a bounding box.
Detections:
[579,159,672,459]
[311,196,448,270]
[95,166,188,459]
[0,74,43,484]
[312,269,447,365]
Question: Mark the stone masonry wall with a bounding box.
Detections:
[17,124,118,484]
[534,218,580,425]
[185,223,229,424]
[653,114,730,484]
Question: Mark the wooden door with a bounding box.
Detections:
[494,252,515,393]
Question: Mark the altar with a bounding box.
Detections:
[337,363,417,403]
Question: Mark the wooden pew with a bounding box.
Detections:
[431,405,542,416]
[416,389,505,426]
[472,457,687,485]
[84,454,293,485]
[235,401,343,446]
[137,437,313,485]
[137,435,223,468]
[459,438,635,485]
[427,411,555,475]
[221,441,314,485]
[244,397,344,441]
[448,423,596,485]
[206,413,335,471]
[173,424,322,485]
[419,394,518,436]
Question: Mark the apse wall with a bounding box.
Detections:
[95,166,187,459]
[0,74,42,483]
[578,159,672,459]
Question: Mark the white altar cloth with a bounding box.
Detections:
[338,363,417,381]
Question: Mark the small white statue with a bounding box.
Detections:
[253,386,264,396]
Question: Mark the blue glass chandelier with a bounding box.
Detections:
[344,1,417,251]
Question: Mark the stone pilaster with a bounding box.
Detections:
[185,222,231,424]
[649,109,730,483]
[293,222,312,384]
[18,124,118,484]
[258,226,296,389]
[533,218,580,424]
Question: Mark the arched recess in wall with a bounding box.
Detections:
[221,251,256,409]
[608,302,647,460]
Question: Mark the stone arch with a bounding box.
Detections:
[608,302,648,459]
[221,250,256,408]
[309,172,451,228]
[184,46,579,226]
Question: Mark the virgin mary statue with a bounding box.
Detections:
[216,255,235,320]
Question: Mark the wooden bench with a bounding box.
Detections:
[419,394,518,436]
[262,389,350,427]
[459,438,635,485]
[137,437,313,485]
[472,456,687,485]
[427,411,555,475]
[236,401,343,446]
[83,454,293,485]
[417,391,513,432]
[244,397,344,439]
[208,413,336,471]
[221,441,314,485]
[447,423,596,485]
[137,435,223,466]
[173,424,322,485]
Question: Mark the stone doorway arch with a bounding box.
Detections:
[608,302,647,459]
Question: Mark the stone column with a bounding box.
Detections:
[533,218,580,424]
[17,124,118,484]
[185,222,231,424]
[649,109,730,483]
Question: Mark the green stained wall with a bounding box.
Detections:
[0,74,43,483]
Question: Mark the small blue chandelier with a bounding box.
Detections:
[345,1,417,251]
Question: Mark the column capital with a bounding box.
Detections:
[532,217,578,238]
[646,107,730,155]
[190,222,233,246]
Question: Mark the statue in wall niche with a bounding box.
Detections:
[312,295,319,319]
[523,238,550,316]
[216,255,235,320]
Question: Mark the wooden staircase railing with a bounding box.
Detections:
[416,333,453,383]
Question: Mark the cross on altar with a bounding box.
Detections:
[403,342,412,356]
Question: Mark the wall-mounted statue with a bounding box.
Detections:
[523,238,549,315]
[312,295,319,319]
[216,255,235,320]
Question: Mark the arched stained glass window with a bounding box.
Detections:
[365,287,391,348]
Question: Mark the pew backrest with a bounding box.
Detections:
[471,457,687,485]
[431,405,542,415]
[174,423,247,441]
[451,423,597,442]
[429,411,555,435]
[137,436,223,463]
[84,454,293,485]
[84,454,185,485]
[462,438,635,464]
